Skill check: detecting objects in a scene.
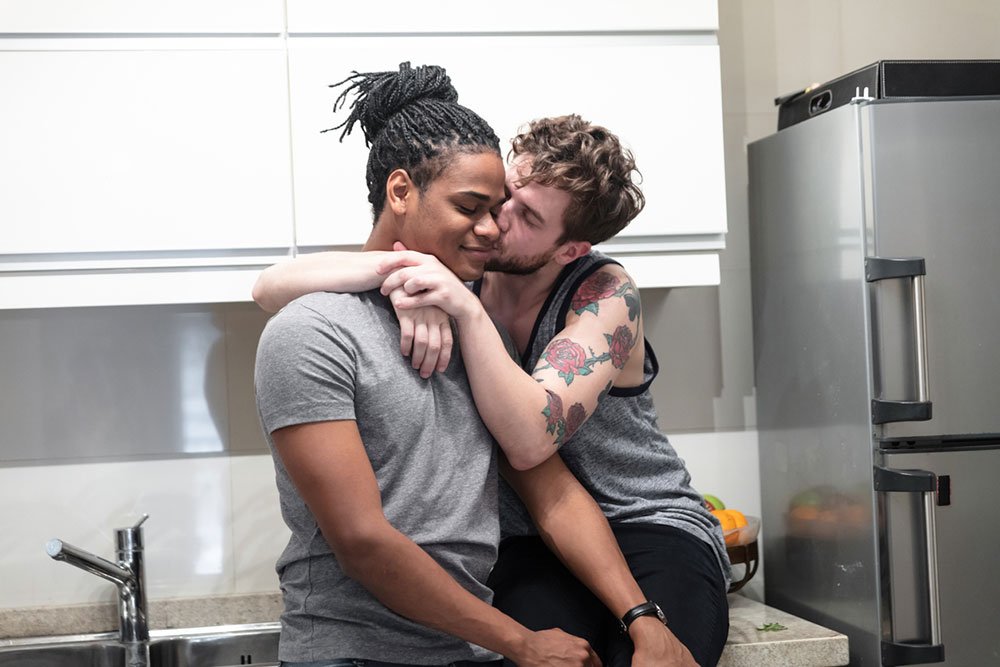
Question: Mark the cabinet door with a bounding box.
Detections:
[288,35,727,248]
[0,48,294,254]
[288,0,717,33]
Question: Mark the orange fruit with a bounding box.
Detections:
[726,509,748,529]
[713,509,749,546]
[712,509,737,532]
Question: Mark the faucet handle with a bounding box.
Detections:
[116,513,149,553]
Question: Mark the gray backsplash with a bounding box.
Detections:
[0,303,271,465]
[0,286,742,466]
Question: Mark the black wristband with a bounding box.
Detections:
[618,600,667,633]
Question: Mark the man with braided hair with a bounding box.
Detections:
[255,62,681,667]
[256,106,731,666]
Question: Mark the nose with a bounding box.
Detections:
[493,201,512,234]
[474,210,500,243]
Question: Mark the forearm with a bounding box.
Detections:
[341,525,531,659]
[456,309,560,469]
[252,251,391,312]
[510,459,683,659]
[520,469,645,619]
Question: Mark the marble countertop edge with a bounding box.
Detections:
[0,591,283,640]
[2,592,849,666]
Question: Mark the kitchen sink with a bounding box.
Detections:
[0,622,280,667]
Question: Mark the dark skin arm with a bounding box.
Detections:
[503,455,698,667]
[272,419,600,667]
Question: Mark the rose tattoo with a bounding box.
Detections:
[570,271,641,322]
[537,338,610,385]
[605,325,636,369]
[571,272,620,315]
[542,388,588,446]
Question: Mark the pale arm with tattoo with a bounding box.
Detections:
[252,250,455,377]
[381,255,642,470]
[252,251,391,313]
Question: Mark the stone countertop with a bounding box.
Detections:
[2,592,848,666]
[720,595,849,667]
[0,593,284,641]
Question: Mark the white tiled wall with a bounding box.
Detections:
[0,455,286,609]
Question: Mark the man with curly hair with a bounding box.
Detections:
[254,114,731,667]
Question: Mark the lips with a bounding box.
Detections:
[461,245,495,260]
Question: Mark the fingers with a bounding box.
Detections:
[376,257,412,277]
[415,321,442,379]
[436,322,453,373]
[587,645,602,667]
[380,268,429,297]
[398,315,414,357]
[376,248,439,276]
[409,318,429,377]
[391,300,452,378]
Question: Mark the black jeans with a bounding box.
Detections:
[487,523,729,667]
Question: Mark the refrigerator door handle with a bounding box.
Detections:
[873,466,945,665]
[866,257,933,423]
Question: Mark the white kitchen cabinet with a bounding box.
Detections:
[0,3,728,308]
[0,48,294,255]
[287,0,717,33]
[0,0,284,34]
[288,34,727,261]
[0,46,295,308]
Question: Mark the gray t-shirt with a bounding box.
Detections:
[255,290,500,664]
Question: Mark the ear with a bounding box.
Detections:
[385,169,415,216]
[553,239,592,266]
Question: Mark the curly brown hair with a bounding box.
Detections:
[509,115,645,244]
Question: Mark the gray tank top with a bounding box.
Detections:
[497,252,731,583]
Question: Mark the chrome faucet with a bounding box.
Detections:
[46,514,150,665]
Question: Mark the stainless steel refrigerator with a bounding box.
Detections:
[748,97,1000,666]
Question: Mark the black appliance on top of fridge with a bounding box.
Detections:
[748,81,1000,665]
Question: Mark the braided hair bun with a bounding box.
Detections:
[328,62,458,144]
[324,61,501,218]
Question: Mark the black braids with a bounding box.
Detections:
[322,71,375,142]
[323,62,501,218]
[323,63,459,144]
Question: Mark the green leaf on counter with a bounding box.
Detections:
[756,622,787,632]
